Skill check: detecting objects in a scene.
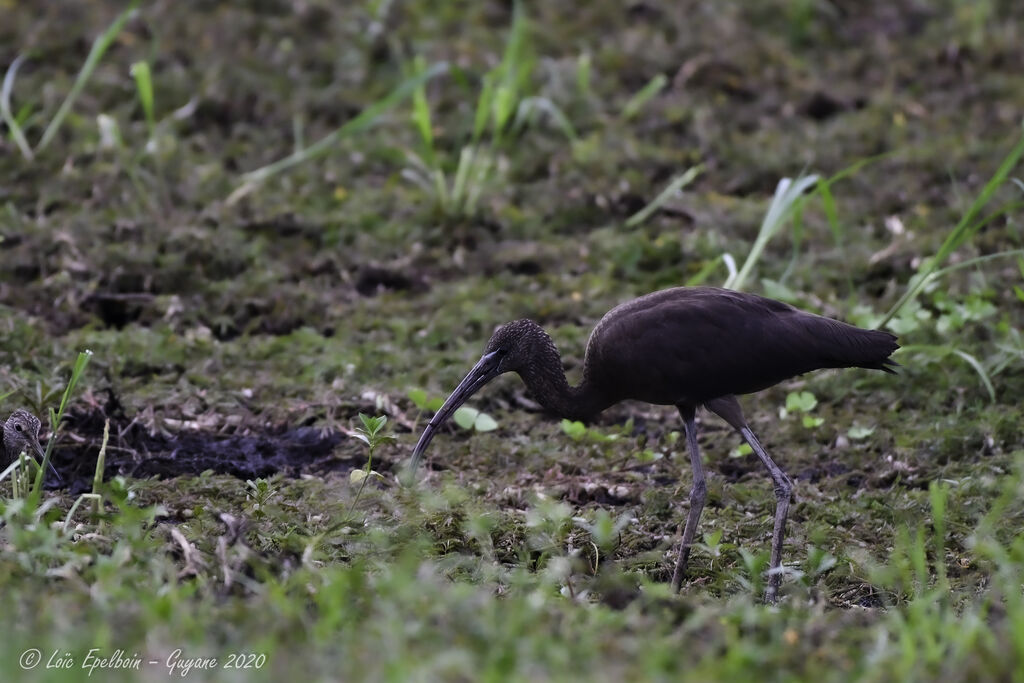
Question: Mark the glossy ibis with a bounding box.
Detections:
[409,286,899,601]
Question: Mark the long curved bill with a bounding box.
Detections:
[408,350,502,474]
[31,436,62,482]
[36,439,62,483]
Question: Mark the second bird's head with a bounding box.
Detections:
[3,409,45,462]
[407,319,552,475]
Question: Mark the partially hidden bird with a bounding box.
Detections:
[409,286,899,601]
[1,409,54,476]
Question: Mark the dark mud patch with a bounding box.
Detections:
[47,409,359,495]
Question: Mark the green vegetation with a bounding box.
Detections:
[1,1,1023,681]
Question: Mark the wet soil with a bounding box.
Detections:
[48,408,356,495]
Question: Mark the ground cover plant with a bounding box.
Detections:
[1,1,1023,680]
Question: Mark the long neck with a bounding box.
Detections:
[516,329,609,421]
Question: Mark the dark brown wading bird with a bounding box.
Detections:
[409,286,899,601]
[1,409,46,468]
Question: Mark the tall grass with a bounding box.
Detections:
[1,3,139,161]
[880,122,1024,326]
[227,61,449,205]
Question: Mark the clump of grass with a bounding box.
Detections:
[1,351,92,511]
[402,2,575,219]
[724,174,820,292]
[881,123,1024,327]
[228,62,448,204]
[1,3,139,161]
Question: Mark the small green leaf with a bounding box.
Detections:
[350,469,368,484]
[847,425,875,440]
[408,388,428,410]
[802,415,824,428]
[637,449,663,463]
[358,413,385,435]
[730,443,753,458]
[473,412,498,432]
[561,419,587,441]
[786,391,818,413]
[427,397,445,412]
[453,406,479,430]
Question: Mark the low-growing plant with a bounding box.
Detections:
[782,390,824,428]
[1,3,139,161]
[401,2,575,220]
[346,413,395,519]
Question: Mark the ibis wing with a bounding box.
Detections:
[586,287,897,405]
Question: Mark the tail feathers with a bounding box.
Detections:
[863,356,900,374]
[815,318,899,373]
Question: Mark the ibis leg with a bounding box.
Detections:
[671,403,706,593]
[707,396,794,603]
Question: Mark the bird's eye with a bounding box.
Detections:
[15,424,23,432]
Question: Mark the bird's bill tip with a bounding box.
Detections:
[407,434,432,473]
[406,350,502,476]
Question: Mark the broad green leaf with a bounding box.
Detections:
[730,443,753,458]
[786,391,817,413]
[802,415,824,428]
[561,419,587,441]
[847,425,875,440]
[407,388,428,410]
[473,412,498,432]
[454,406,479,430]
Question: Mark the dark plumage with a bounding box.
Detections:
[410,286,899,601]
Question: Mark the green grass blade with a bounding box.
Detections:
[621,73,667,121]
[881,124,1024,327]
[410,55,435,165]
[92,419,110,514]
[231,61,448,203]
[37,2,139,152]
[951,349,996,402]
[488,1,530,143]
[726,174,819,291]
[900,344,996,402]
[451,146,475,210]
[625,165,702,228]
[576,51,592,99]
[471,72,496,145]
[130,60,155,137]
[465,152,493,215]
[685,256,725,286]
[928,481,949,592]
[817,178,841,244]
[1,54,34,160]
[30,350,93,502]
[515,97,577,142]
[928,248,1024,281]
[813,151,897,244]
